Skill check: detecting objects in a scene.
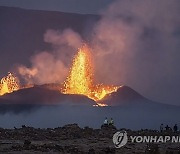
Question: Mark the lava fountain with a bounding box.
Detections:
[62,45,119,105]
[0,72,20,96]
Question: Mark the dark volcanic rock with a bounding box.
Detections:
[62,123,82,139]
[102,86,147,106]
[1,86,96,106]
[99,124,117,138]
[88,148,95,154]
[100,147,116,154]
[145,143,160,154]
[0,124,179,153]
[23,139,31,150]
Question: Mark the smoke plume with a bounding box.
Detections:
[18,29,83,84]
[91,0,180,104]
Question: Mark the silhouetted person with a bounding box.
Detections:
[104,117,108,125]
[165,125,172,132]
[109,118,114,126]
[160,124,164,132]
[173,124,178,133]
[165,125,169,131]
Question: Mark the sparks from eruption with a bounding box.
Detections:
[0,72,20,96]
[62,45,119,105]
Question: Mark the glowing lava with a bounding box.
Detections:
[0,72,20,96]
[62,45,119,104]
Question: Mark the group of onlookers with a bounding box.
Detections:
[160,124,178,133]
[102,119,178,132]
[103,117,114,126]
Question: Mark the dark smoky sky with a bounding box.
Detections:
[0,0,113,14]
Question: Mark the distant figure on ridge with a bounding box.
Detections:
[104,117,108,125]
[173,124,178,133]
[165,125,169,131]
[101,117,116,130]
[160,124,164,132]
[165,125,172,132]
[109,118,114,126]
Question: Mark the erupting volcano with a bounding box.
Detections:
[0,72,20,96]
[62,45,119,104]
[0,45,119,106]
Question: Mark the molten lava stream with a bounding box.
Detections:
[0,72,20,96]
[62,45,119,106]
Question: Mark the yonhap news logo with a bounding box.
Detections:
[112,131,128,148]
[113,131,180,148]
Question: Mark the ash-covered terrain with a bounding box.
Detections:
[0,124,179,154]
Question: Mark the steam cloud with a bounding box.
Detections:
[18,29,83,84]
[92,0,180,104]
[18,0,180,104]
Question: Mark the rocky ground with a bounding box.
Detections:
[0,124,179,153]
